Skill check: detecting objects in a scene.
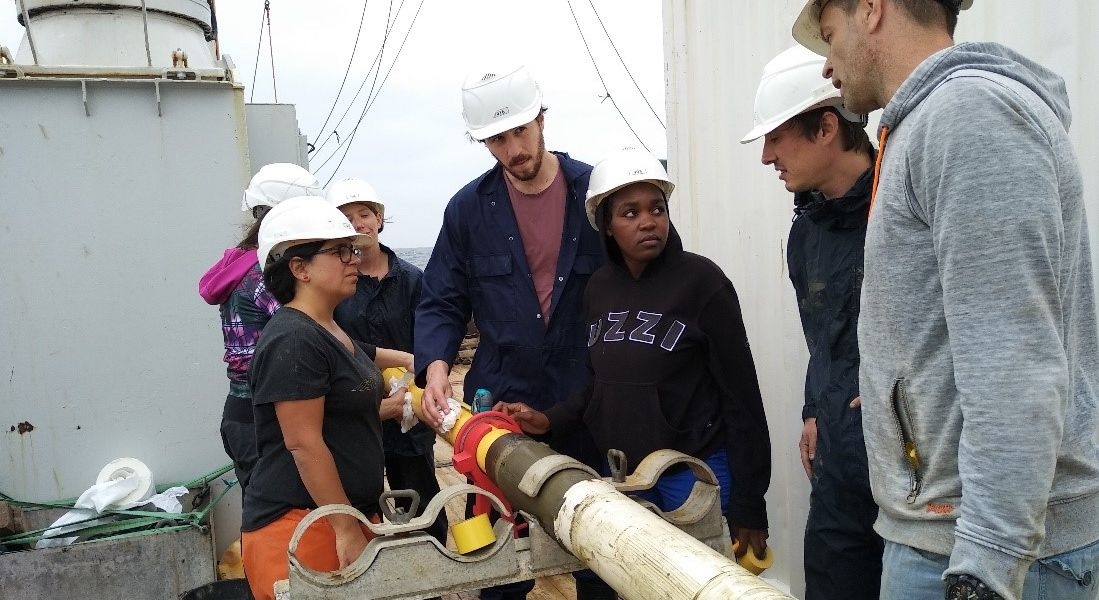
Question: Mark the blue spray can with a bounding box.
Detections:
[472,388,494,414]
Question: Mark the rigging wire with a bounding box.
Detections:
[314,0,424,182]
[310,0,403,167]
[248,1,266,102]
[265,0,277,102]
[310,0,399,158]
[359,0,404,113]
[316,0,426,185]
[564,0,652,153]
[585,0,665,129]
[312,0,371,144]
[248,1,277,102]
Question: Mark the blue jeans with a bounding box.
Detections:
[631,449,733,514]
[881,539,1099,600]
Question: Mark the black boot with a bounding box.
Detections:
[575,576,618,600]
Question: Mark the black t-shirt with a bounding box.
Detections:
[243,307,384,531]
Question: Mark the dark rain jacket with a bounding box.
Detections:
[789,169,872,426]
[335,244,433,457]
[415,152,603,453]
[788,168,873,497]
[791,169,884,599]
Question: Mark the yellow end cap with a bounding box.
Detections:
[731,541,775,575]
[450,513,496,554]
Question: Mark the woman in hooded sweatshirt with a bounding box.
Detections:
[198,163,325,494]
[496,148,772,564]
[241,196,412,600]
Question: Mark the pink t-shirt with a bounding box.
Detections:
[504,168,566,323]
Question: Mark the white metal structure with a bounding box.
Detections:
[0,1,244,505]
[0,3,306,571]
[13,0,217,67]
[662,2,1099,596]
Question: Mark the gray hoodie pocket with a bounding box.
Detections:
[889,378,923,503]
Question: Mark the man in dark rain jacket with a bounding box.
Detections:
[742,46,882,600]
[414,65,604,600]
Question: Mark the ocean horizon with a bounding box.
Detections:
[394,247,432,270]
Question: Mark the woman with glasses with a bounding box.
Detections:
[240,196,413,600]
[198,163,324,497]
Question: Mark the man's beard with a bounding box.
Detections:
[503,132,546,182]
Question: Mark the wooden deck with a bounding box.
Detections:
[434,364,576,600]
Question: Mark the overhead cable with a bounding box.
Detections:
[565,0,652,153]
[249,0,277,102]
[318,0,424,182]
[586,0,665,129]
[315,0,426,184]
[312,1,371,144]
[265,0,277,102]
[311,0,398,158]
[248,1,265,102]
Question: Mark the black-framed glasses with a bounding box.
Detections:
[314,243,362,264]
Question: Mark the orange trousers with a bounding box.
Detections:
[241,508,375,600]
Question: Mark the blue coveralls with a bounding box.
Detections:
[415,152,603,455]
[415,152,604,600]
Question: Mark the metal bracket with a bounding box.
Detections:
[277,451,732,599]
[284,508,583,600]
[163,69,198,81]
[373,483,509,538]
[605,449,729,544]
[154,80,162,117]
[607,448,719,491]
[379,489,420,525]
[81,80,90,116]
[284,485,525,600]
[516,454,600,498]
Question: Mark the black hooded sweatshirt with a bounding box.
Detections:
[544,224,771,529]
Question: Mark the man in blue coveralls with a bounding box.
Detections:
[414,65,606,600]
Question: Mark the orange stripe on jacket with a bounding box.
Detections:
[870,125,890,216]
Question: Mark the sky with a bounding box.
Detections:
[0,0,668,248]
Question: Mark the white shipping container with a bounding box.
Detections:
[662,1,1099,595]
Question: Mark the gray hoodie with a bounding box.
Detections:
[860,42,1099,599]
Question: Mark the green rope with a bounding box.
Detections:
[0,463,235,510]
[0,463,237,547]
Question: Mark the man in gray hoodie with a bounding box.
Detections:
[791,2,1099,600]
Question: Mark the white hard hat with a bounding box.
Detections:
[740,45,866,144]
[461,66,543,141]
[241,163,323,212]
[325,177,385,220]
[257,196,369,272]
[585,148,675,231]
[792,0,973,56]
